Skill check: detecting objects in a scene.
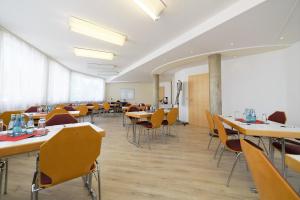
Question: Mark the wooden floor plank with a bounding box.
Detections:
[1,115,299,199]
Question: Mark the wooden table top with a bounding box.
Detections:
[219,116,300,139]
[285,154,300,173]
[24,111,80,119]
[0,122,105,158]
[125,111,152,119]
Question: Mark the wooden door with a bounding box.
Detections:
[159,87,165,102]
[188,73,209,127]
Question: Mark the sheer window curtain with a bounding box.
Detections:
[47,60,70,104]
[0,31,48,112]
[70,72,105,102]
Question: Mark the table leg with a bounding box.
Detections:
[269,138,275,163]
[91,112,95,124]
[122,112,125,127]
[281,138,286,178]
[4,159,7,194]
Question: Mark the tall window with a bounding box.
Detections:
[0,30,105,112]
[70,72,105,102]
[0,31,48,112]
[47,60,70,104]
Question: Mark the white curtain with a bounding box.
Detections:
[47,60,70,104]
[0,31,48,112]
[70,72,105,102]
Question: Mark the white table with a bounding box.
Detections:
[0,122,105,198]
[286,154,300,173]
[0,122,104,157]
[219,116,300,177]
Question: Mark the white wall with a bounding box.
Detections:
[285,43,300,126]
[159,81,172,104]
[173,42,300,126]
[106,82,153,104]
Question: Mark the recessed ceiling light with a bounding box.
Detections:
[280,36,284,40]
[74,48,114,60]
[69,17,126,46]
[133,0,166,21]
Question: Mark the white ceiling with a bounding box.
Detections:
[0,0,240,79]
[110,0,300,82]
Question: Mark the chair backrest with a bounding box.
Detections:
[241,139,300,200]
[64,106,76,111]
[39,125,103,187]
[151,108,165,128]
[167,108,178,126]
[205,110,215,133]
[268,111,287,124]
[75,105,88,116]
[25,106,39,113]
[103,102,110,111]
[0,111,22,126]
[46,109,68,120]
[213,115,228,145]
[128,106,139,112]
[46,113,78,126]
[92,102,100,110]
[55,104,65,109]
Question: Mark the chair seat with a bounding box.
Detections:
[139,121,153,128]
[136,121,149,125]
[272,141,300,155]
[162,120,168,125]
[226,139,262,152]
[213,128,238,136]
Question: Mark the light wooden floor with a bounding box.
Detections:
[2,115,299,200]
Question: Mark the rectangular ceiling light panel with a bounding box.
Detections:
[133,0,166,20]
[70,17,126,46]
[74,48,114,60]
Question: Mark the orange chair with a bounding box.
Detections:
[138,108,165,149]
[45,113,78,126]
[205,111,238,158]
[0,111,22,127]
[75,105,89,122]
[161,108,178,136]
[92,102,100,116]
[45,108,68,121]
[241,139,300,200]
[102,102,111,116]
[31,125,104,200]
[25,106,39,113]
[214,115,262,186]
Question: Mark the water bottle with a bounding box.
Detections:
[26,114,35,134]
[7,114,16,136]
[13,114,22,136]
[252,110,256,122]
[20,114,27,133]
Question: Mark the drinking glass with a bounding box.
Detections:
[262,113,267,123]
[0,119,3,132]
[234,111,241,120]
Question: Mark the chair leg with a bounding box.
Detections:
[0,161,3,197]
[96,162,101,200]
[147,129,151,150]
[226,152,242,186]
[4,159,8,194]
[214,141,221,159]
[259,137,269,155]
[217,146,225,167]
[207,134,213,149]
